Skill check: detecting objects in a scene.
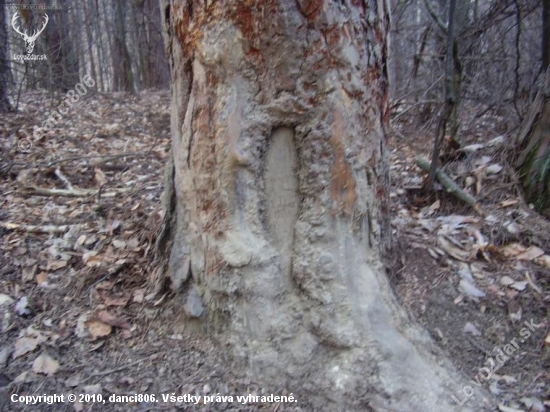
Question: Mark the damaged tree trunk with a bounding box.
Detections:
[159,1,491,410]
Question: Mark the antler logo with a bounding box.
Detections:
[12,12,49,54]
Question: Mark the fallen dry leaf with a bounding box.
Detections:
[32,353,60,376]
[22,265,37,282]
[534,255,550,268]
[510,281,527,291]
[459,279,486,298]
[94,168,106,186]
[47,260,68,271]
[0,294,14,306]
[75,313,91,338]
[132,289,145,303]
[485,164,503,175]
[500,276,515,286]
[13,337,40,358]
[15,296,31,316]
[438,236,472,261]
[86,320,112,340]
[14,371,28,383]
[501,243,527,258]
[75,234,86,249]
[500,199,519,208]
[120,329,132,339]
[106,220,121,236]
[103,294,130,307]
[497,404,525,412]
[36,272,49,285]
[96,310,131,329]
[515,246,545,261]
[83,252,103,267]
[65,376,80,387]
[83,384,102,394]
[13,328,48,358]
[112,239,126,249]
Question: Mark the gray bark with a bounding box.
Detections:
[516,68,550,216]
[0,0,11,112]
[160,1,493,410]
[543,0,550,70]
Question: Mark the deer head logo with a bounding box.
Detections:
[12,12,49,54]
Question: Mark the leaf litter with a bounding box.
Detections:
[390,104,550,410]
[1,91,305,411]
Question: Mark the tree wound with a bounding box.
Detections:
[264,127,299,286]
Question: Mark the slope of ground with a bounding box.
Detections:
[0,91,548,411]
[389,106,550,412]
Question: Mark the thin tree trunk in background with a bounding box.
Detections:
[0,0,12,112]
[83,0,97,84]
[516,69,550,216]
[112,0,135,93]
[94,0,106,91]
[543,0,550,70]
[159,1,490,410]
[428,0,457,188]
[45,2,79,93]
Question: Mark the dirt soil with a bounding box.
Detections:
[0,91,549,411]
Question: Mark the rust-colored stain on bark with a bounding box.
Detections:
[323,25,341,47]
[330,109,357,216]
[297,0,323,21]
[173,3,194,57]
[231,1,256,40]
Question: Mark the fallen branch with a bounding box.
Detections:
[18,185,130,198]
[54,168,74,190]
[0,222,84,234]
[415,156,484,215]
[45,153,154,168]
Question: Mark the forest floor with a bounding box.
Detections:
[0,90,549,411]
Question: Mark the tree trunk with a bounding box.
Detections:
[112,0,136,94]
[0,0,12,112]
[543,0,550,71]
[160,1,491,410]
[516,69,550,216]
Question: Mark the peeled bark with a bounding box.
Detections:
[160,1,491,410]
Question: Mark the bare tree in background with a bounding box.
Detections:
[0,0,12,112]
[543,0,550,71]
[428,0,458,188]
[111,0,135,94]
[389,0,542,130]
[5,0,168,99]
[45,1,80,93]
[515,1,550,216]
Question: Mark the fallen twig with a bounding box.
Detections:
[415,156,484,215]
[81,356,155,383]
[18,185,130,198]
[45,153,154,168]
[0,222,84,234]
[54,168,74,190]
